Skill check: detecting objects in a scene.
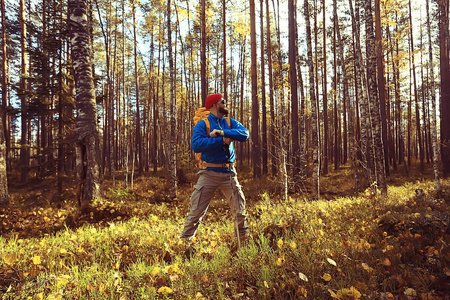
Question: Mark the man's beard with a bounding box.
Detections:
[219,107,229,115]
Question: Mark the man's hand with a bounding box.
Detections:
[210,129,223,137]
[223,137,232,145]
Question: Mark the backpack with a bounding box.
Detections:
[193,107,231,168]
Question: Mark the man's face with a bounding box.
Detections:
[216,99,229,115]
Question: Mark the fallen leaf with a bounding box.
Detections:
[336,286,361,299]
[276,257,285,266]
[321,273,332,282]
[32,256,42,265]
[362,263,373,272]
[298,272,308,282]
[36,293,44,300]
[327,258,337,266]
[404,288,417,299]
[277,238,284,249]
[157,286,173,294]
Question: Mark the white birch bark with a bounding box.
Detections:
[69,0,103,204]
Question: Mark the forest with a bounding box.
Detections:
[0,0,449,299]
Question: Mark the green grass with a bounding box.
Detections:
[1,176,449,299]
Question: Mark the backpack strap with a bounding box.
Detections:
[225,117,231,128]
[203,117,230,136]
[203,118,210,136]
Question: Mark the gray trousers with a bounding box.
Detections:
[180,170,248,239]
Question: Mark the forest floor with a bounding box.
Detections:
[0,162,449,299]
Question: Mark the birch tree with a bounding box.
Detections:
[1,0,8,174]
[304,0,320,199]
[375,0,389,176]
[426,0,441,190]
[365,0,387,196]
[168,0,177,198]
[0,98,6,205]
[69,0,103,204]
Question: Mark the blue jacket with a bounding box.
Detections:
[192,113,249,173]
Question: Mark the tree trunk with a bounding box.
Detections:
[349,0,361,158]
[349,0,372,183]
[394,13,407,174]
[427,0,441,190]
[260,0,268,175]
[20,0,28,183]
[132,1,142,176]
[304,0,320,199]
[1,0,8,174]
[250,0,261,178]
[39,0,48,177]
[365,0,387,196]
[408,0,423,172]
[332,1,339,170]
[0,85,6,205]
[289,0,300,179]
[295,3,306,178]
[438,0,450,177]
[239,39,245,166]
[322,0,328,175]
[121,0,128,186]
[110,5,116,185]
[272,0,285,178]
[201,0,207,105]
[69,0,103,205]
[375,0,389,176]
[57,22,64,195]
[222,0,227,101]
[151,24,158,173]
[387,25,397,171]
[167,0,177,198]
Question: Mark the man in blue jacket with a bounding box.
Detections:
[180,94,249,242]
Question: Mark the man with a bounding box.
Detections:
[180,94,249,241]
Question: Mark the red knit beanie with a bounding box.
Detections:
[205,94,223,109]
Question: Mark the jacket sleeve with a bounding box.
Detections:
[223,118,249,142]
[191,120,224,152]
